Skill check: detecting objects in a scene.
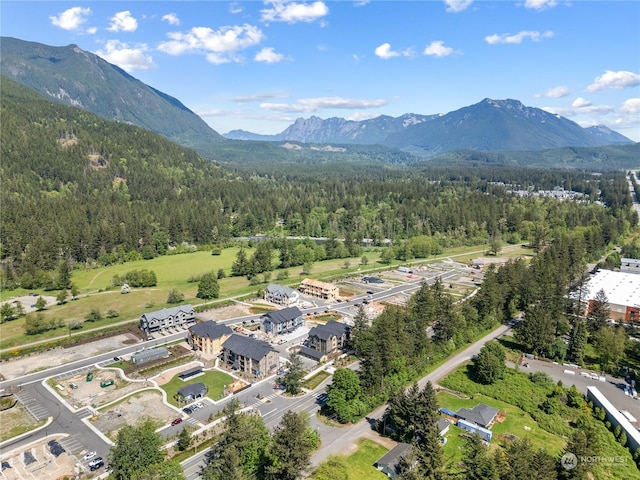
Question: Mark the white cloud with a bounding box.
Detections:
[95,40,155,72]
[230,3,243,14]
[485,30,554,45]
[255,47,285,63]
[444,0,473,13]
[232,92,286,102]
[524,0,558,10]
[162,13,180,26]
[87,27,98,35]
[572,97,591,108]
[543,99,613,118]
[261,1,329,24]
[49,6,91,31]
[423,40,454,57]
[374,43,413,60]
[375,43,399,59]
[157,24,265,65]
[107,11,138,32]
[620,98,640,114]
[261,96,387,113]
[535,86,570,98]
[586,70,640,92]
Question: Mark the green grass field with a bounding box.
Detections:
[161,370,235,406]
[309,438,389,480]
[0,243,532,351]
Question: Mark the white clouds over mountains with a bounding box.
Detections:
[49,6,93,32]
[107,11,138,32]
[158,24,265,65]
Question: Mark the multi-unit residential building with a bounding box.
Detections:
[139,304,195,334]
[188,321,233,355]
[299,278,339,301]
[260,306,304,335]
[221,334,279,379]
[264,283,300,306]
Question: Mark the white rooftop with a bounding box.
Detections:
[586,270,640,308]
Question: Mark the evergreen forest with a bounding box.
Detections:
[1,76,637,292]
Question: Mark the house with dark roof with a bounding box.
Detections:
[221,334,279,379]
[375,443,412,479]
[455,403,499,428]
[177,382,208,402]
[188,321,233,355]
[264,284,300,306]
[131,347,169,365]
[306,321,349,355]
[260,306,303,335]
[140,304,195,333]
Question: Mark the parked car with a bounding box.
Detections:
[171,418,183,426]
[196,402,204,409]
[113,356,120,361]
[82,451,96,461]
[88,457,103,468]
[89,458,104,471]
[183,407,192,414]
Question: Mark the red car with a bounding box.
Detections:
[171,418,183,426]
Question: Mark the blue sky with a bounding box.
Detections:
[2,1,639,141]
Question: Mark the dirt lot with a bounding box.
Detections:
[196,303,252,321]
[55,368,146,410]
[1,333,141,380]
[91,390,178,438]
[0,402,39,443]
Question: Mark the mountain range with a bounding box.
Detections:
[225,98,632,157]
[0,36,634,162]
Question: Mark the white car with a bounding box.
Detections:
[196,402,204,409]
[82,451,96,461]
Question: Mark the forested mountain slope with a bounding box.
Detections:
[0,37,224,153]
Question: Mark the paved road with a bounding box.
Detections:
[310,323,511,466]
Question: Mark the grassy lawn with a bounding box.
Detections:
[344,439,389,480]
[437,391,566,455]
[303,371,331,390]
[161,370,234,406]
[309,438,390,479]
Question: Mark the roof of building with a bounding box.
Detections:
[375,443,412,468]
[620,258,640,273]
[436,418,451,434]
[178,367,203,379]
[222,334,276,361]
[456,403,499,427]
[308,321,349,341]
[585,270,640,308]
[301,278,337,290]
[141,304,194,321]
[132,347,169,362]
[262,306,303,324]
[178,382,208,398]
[266,284,298,296]
[298,346,325,361]
[587,386,640,446]
[189,321,232,340]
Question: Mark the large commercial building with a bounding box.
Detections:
[587,386,640,452]
[584,270,640,323]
